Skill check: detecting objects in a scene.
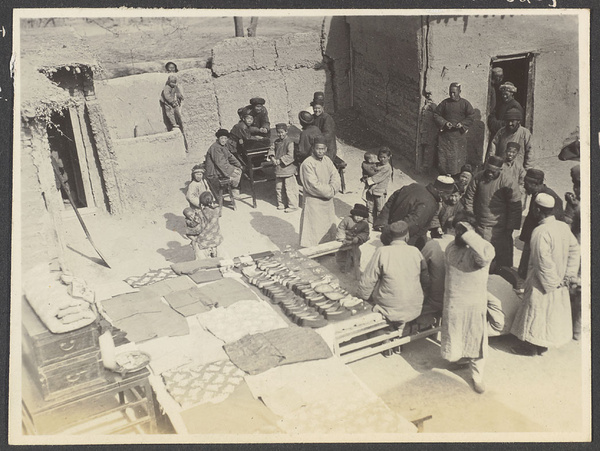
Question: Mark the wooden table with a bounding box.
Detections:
[22,365,157,435]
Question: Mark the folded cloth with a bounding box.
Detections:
[139,275,196,298]
[101,293,189,342]
[94,280,139,302]
[189,269,223,284]
[124,267,179,288]
[224,326,332,375]
[164,286,217,311]
[196,300,288,343]
[193,278,257,308]
[171,258,221,275]
[244,358,417,434]
[161,359,245,409]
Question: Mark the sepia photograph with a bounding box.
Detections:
[9,7,591,444]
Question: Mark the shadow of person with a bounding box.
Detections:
[180,180,190,196]
[249,211,299,250]
[156,240,195,264]
[164,212,187,237]
[333,196,353,219]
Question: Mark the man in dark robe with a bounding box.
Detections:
[433,82,475,176]
[311,92,337,161]
[487,81,524,138]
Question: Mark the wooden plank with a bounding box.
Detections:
[69,106,94,208]
[299,241,351,259]
[76,105,106,211]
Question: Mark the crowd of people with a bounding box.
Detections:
[170,65,581,395]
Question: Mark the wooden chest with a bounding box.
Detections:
[22,299,105,401]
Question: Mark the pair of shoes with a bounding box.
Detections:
[472,380,486,394]
[510,344,538,356]
[285,207,299,213]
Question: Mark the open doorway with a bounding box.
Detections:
[488,52,536,132]
[47,109,87,208]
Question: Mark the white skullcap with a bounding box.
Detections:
[535,193,555,209]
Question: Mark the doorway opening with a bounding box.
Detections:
[47,109,87,208]
[489,52,536,132]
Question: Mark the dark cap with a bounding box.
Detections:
[310,99,325,107]
[389,221,409,239]
[298,110,314,125]
[503,108,523,121]
[350,203,369,218]
[250,97,266,105]
[215,129,230,138]
[524,168,545,184]
[313,91,325,102]
[506,142,521,151]
[313,135,327,146]
[275,123,288,131]
[487,155,505,169]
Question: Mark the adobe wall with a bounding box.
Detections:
[344,16,423,162]
[425,14,580,164]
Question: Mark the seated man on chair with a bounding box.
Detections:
[204,129,243,199]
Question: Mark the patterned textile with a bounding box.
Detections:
[244,358,417,434]
[224,326,332,375]
[161,359,244,409]
[124,267,179,288]
[196,300,288,343]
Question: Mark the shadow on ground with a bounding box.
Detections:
[164,212,187,237]
[249,211,299,250]
[156,240,195,264]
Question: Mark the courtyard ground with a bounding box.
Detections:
[49,134,586,437]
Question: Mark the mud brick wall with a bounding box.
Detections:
[346,17,423,162]
[425,14,580,164]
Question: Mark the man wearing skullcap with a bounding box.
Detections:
[463,155,522,271]
[359,220,430,326]
[487,107,533,169]
[517,168,564,280]
[267,123,299,212]
[298,136,341,247]
[441,212,495,393]
[204,129,244,198]
[511,193,580,356]
[433,83,475,175]
[160,74,184,131]
[297,110,321,164]
[311,94,338,160]
[242,97,270,136]
[487,81,524,138]
[375,175,454,247]
[501,142,527,208]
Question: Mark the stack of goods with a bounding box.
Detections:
[242,251,368,328]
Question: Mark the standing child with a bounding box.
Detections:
[336,204,370,275]
[185,164,210,210]
[360,152,379,202]
[268,123,300,212]
[183,191,223,260]
[365,147,394,224]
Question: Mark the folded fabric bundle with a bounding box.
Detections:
[196,299,288,343]
[163,286,218,317]
[161,359,245,409]
[224,326,332,375]
[138,275,196,298]
[193,278,257,308]
[189,269,223,284]
[124,267,179,288]
[171,258,221,275]
[23,264,96,334]
[101,292,189,343]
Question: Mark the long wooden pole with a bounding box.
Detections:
[50,155,111,268]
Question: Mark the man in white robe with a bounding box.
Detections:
[441,212,495,394]
[298,136,341,247]
[510,193,580,356]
